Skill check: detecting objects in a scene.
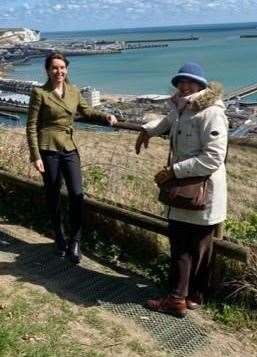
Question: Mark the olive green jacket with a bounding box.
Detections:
[26,81,107,161]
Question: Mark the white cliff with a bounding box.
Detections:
[0,28,40,45]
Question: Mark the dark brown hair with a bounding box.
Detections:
[45,52,69,71]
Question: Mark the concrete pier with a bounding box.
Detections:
[224,83,257,101]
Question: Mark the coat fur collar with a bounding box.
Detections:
[171,81,224,113]
[190,81,224,112]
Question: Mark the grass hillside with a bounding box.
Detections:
[1,128,257,352]
[1,127,257,221]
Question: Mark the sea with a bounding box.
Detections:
[2,22,257,127]
[7,22,257,96]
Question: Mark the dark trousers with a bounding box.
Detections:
[168,220,216,299]
[41,150,83,249]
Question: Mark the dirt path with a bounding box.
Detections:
[0,223,256,357]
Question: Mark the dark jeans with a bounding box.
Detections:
[168,220,216,299]
[40,149,83,250]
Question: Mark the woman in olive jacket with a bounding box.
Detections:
[27,52,117,263]
[135,63,228,317]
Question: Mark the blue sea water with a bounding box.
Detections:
[7,23,257,95]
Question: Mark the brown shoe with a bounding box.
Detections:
[144,295,187,317]
[186,294,203,310]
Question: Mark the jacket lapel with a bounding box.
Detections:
[44,82,73,114]
[62,83,76,112]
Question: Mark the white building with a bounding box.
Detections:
[81,87,101,107]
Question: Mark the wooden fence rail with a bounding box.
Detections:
[0,170,249,263]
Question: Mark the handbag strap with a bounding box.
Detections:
[166,109,185,214]
[166,108,185,167]
[224,141,229,164]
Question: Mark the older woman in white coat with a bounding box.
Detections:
[135,63,228,317]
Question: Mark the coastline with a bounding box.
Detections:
[3,24,257,96]
[0,42,257,139]
[0,67,6,78]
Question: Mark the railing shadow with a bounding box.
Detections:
[0,231,158,308]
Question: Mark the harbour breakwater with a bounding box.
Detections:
[125,43,168,49]
[125,36,199,43]
[0,33,201,69]
[52,49,122,56]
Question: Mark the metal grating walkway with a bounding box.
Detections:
[0,229,209,357]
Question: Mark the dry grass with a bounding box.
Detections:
[224,248,257,306]
[1,127,257,220]
[0,278,168,357]
[226,144,257,218]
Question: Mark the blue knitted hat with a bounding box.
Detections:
[171,62,208,88]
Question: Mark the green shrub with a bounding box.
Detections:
[225,213,257,243]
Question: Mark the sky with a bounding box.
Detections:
[0,0,257,32]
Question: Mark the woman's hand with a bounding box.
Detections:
[135,130,149,155]
[106,114,118,126]
[33,159,45,173]
[154,167,175,186]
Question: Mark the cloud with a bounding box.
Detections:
[22,3,31,10]
[0,0,257,31]
[67,4,80,9]
[52,3,63,11]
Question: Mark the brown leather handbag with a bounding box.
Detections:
[158,175,210,210]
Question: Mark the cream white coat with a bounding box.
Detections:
[143,84,228,225]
